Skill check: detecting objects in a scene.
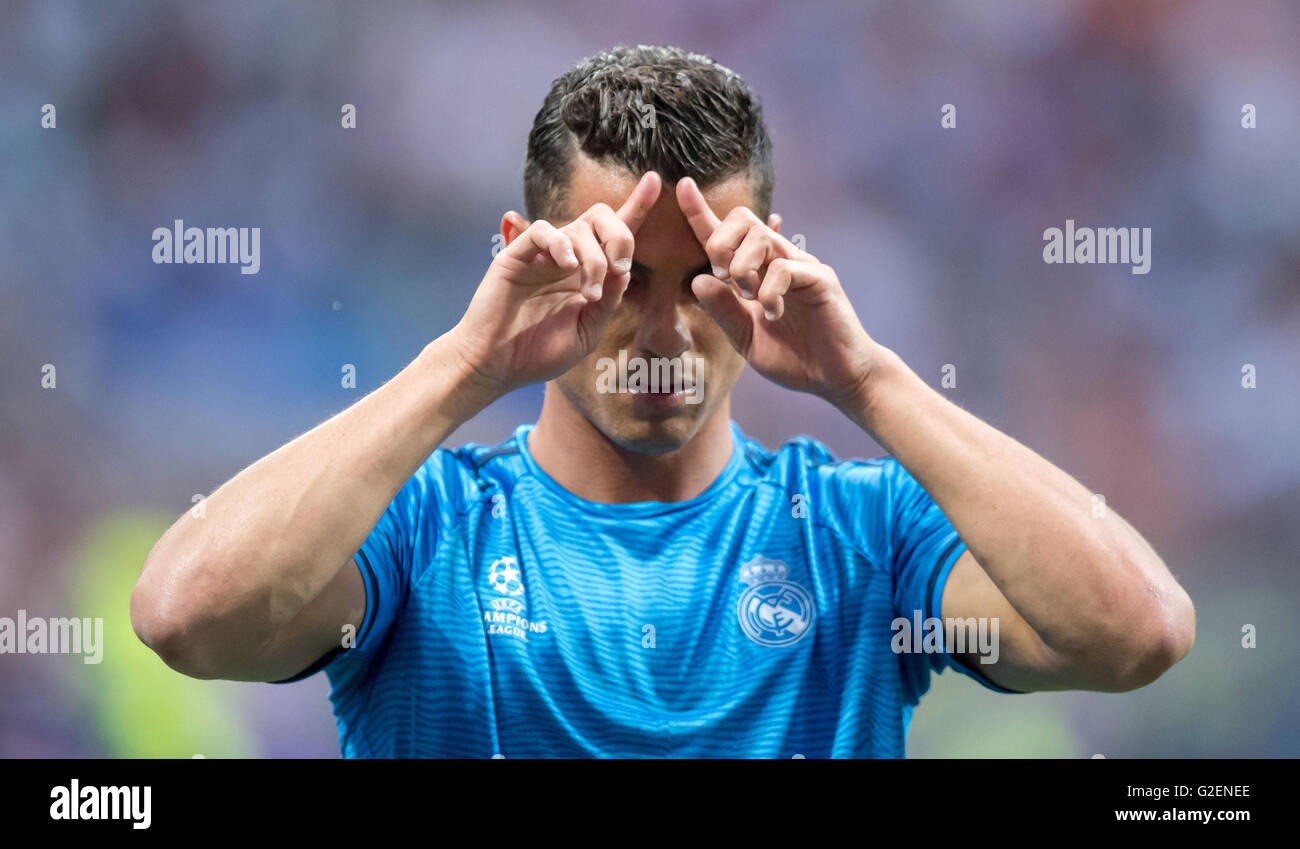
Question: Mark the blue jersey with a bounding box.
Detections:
[281,420,1012,757]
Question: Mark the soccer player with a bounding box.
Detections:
[131,45,1195,757]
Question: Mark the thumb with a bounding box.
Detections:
[692,274,754,355]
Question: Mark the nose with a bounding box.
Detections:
[632,282,692,360]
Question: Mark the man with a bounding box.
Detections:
[131,45,1195,757]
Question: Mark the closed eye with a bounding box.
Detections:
[625,262,711,299]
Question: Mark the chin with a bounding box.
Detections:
[555,378,713,456]
[601,406,704,456]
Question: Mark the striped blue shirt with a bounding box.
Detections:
[292,420,1010,757]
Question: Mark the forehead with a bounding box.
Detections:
[562,154,756,263]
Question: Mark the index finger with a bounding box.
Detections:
[675,176,721,247]
[617,171,664,234]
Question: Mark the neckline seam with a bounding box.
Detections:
[514,422,747,515]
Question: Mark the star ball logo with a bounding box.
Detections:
[488,555,524,596]
[736,556,816,647]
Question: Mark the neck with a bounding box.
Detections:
[528,385,735,504]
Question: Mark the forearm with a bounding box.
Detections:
[844,345,1194,669]
[132,331,498,660]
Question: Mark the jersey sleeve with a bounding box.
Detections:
[885,459,1020,697]
[350,467,430,654]
[270,449,462,686]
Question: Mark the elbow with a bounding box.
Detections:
[1145,584,1196,679]
[1092,580,1196,692]
[130,561,227,680]
[1160,584,1197,662]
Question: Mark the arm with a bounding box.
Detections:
[130,335,498,681]
[131,172,663,682]
[675,179,1195,693]
[845,347,1195,693]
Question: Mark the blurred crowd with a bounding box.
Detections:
[1,0,1296,756]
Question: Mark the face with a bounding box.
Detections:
[547,155,754,454]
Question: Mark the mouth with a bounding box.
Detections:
[628,382,700,415]
[595,350,707,418]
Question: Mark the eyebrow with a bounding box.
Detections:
[630,260,714,283]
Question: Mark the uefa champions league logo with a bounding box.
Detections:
[482,555,548,642]
[736,556,816,647]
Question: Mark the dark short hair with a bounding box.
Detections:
[523,45,773,223]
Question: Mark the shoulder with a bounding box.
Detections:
[402,427,529,519]
[734,425,914,561]
[735,425,900,498]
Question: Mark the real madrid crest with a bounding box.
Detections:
[736,556,816,647]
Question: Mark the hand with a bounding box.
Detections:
[676,177,881,413]
[450,171,663,395]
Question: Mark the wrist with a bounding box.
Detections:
[416,331,506,423]
[835,344,908,436]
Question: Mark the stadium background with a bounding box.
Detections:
[1,0,1297,757]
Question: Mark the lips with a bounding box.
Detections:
[594,351,705,409]
[629,385,695,415]
[628,382,695,395]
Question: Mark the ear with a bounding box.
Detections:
[767,212,782,233]
[501,210,530,245]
